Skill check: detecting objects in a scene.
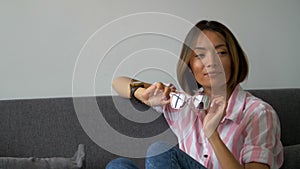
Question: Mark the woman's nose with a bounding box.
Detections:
[204,51,218,68]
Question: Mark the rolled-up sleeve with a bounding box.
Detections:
[241,103,283,168]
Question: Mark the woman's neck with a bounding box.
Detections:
[203,85,234,102]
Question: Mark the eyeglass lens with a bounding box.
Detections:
[170,93,186,109]
[170,93,210,110]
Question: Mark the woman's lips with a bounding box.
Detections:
[204,72,221,78]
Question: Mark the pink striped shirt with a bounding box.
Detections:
[154,85,283,168]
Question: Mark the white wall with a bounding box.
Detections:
[1,0,300,100]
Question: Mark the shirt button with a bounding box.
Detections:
[203,154,208,158]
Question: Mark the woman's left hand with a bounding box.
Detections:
[203,96,226,138]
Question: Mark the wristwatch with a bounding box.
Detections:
[129,81,144,102]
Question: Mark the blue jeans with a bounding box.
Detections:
[105,142,207,169]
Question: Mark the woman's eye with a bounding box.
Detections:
[217,51,228,56]
[196,54,205,58]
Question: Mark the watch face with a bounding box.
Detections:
[131,81,144,87]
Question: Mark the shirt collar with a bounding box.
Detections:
[222,85,247,124]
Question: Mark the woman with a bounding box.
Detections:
[107,20,283,169]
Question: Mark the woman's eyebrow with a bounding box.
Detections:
[215,44,226,49]
[194,44,226,51]
[193,47,206,50]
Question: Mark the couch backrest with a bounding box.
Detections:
[0,96,168,169]
[0,97,109,169]
[0,88,299,169]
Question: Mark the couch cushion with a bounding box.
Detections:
[280,144,300,169]
[0,144,85,169]
[0,96,163,169]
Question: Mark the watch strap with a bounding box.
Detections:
[130,82,144,103]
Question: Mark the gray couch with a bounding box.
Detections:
[0,89,300,169]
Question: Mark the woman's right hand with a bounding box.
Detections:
[139,82,176,106]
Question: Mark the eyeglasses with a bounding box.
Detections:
[169,92,210,110]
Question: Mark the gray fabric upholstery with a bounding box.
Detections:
[281,144,300,169]
[0,96,166,169]
[0,89,299,169]
[0,144,85,169]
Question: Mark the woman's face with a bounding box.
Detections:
[189,30,232,90]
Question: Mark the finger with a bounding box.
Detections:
[161,99,171,105]
[156,82,165,90]
[142,84,157,99]
[209,98,222,113]
[209,100,217,113]
[168,83,177,91]
[154,82,165,96]
[163,86,171,100]
[212,95,225,102]
[214,97,226,110]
